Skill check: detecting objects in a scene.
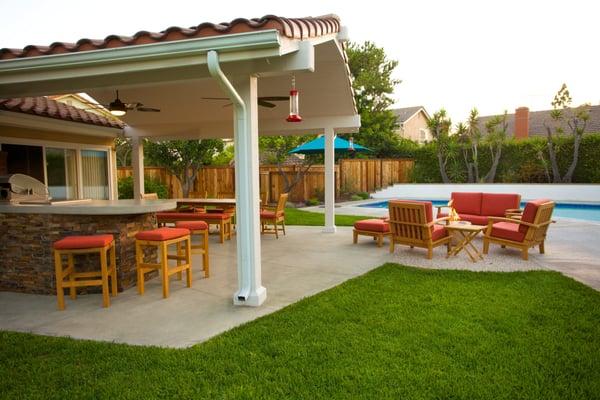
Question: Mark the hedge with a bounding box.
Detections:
[409,133,600,183]
[117,176,169,199]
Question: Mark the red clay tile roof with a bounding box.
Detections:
[0,97,124,129]
[0,15,341,60]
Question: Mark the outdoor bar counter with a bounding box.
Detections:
[0,199,177,294]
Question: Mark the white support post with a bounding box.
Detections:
[323,127,336,233]
[232,75,266,306]
[131,136,144,200]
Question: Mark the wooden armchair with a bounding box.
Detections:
[388,200,451,259]
[483,199,555,260]
[260,193,288,238]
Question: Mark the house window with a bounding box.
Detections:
[1,139,113,200]
[45,148,79,200]
[81,149,109,200]
[419,129,427,142]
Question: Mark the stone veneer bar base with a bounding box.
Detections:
[0,212,157,294]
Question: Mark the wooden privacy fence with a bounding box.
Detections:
[117,158,413,203]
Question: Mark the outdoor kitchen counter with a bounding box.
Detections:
[0,199,177,215]
[0,200,177,295]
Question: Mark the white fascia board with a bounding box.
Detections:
[0,110,121,137]
[0,30,284,97]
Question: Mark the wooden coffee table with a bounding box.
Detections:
[445,222,486,262]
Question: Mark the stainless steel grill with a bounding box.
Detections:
[0,174,50,203]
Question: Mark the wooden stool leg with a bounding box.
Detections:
[185,237,192,288]
[282,220,286,235]
[176,241,183,281]
[54,251,65,310]
[203,230,209,278]
[110,243,118,296]
[161,242,169,298]
[353,230,358,244]
[377,233,383,247]
[67,254,76,300]
[539,241,545,254]
[219,221,225,243]
[136,241,145,295]
[100,247,110,308]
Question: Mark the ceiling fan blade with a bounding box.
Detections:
[202,97,229,100]
[258,100,277,108]
[259,96,289,101]
[137,107,161,112]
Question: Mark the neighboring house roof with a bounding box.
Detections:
[0,97,124,129]
[0,15,341,60]
[478,105,600,137]
[391,106,429,124]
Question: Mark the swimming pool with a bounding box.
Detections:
[359,200,600,222]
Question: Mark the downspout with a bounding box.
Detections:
[207,50,250,301]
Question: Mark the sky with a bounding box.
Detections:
[1,0,598,123]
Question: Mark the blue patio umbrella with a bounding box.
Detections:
[288,135,370,155]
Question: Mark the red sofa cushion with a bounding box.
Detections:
[519,199,552,233]
[354,219,390,233]
[457,213,489,226]
[451,192,483,215]
[491,221,525,242]
[481,193,521,217]
[53,234,114,250]
[431,225,448,241]
[175,221,208,231]
[135,227,190,241]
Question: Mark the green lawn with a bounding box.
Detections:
[2,265,599,399]
[284,207,373,226]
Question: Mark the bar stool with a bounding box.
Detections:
[175,221,210,278]
[135,227,192,298]
[53,234,117,310]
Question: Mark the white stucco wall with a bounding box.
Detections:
[373,184,600,204]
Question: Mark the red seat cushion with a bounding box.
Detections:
[175,221,208,231]
[354,219,390,233]
[491,221,525,242]
[260,210,284,219]
[519,199,551,233]
[389,200,434,223]
[157,212,230,221]
[452,192,483,215]
[53,234,114,250]
[135,227,190,241]
[431,224,448,241]
[457,213,489,226]
[481,193,521,217]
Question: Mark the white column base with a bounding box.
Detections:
[322,226,337,234]
[233,286,267,307]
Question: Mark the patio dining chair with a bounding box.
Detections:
[483,199,555,260]
[388,200,451,259]
[260,192,288,238]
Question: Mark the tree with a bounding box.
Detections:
[259,135,317,194]
[115,137,132,167]
[544,83,591,183]
[427,109,453,183]
[482,111,508,183]
[456,108,482,183]
[346,41,401,157]
[144,139,224,197]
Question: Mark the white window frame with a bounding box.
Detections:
[0,136,115,200]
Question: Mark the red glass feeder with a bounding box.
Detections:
[286,76,302,123]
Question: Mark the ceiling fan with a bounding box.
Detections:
[202,96,289,108]
[88,90,161,116]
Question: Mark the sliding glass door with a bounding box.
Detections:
[45,148,78,200]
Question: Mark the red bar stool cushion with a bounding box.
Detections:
[175,221,209,231]
[53,234,114,250]
[192,212,231,220]
[135,227,190,241]
[260,210,284,219]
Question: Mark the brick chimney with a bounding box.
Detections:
[514,107,529,139]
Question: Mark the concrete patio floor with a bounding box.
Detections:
[1,219,599,348]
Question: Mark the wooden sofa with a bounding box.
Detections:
[437,192,521,225]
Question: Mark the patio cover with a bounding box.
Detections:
[0,14,361,307]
